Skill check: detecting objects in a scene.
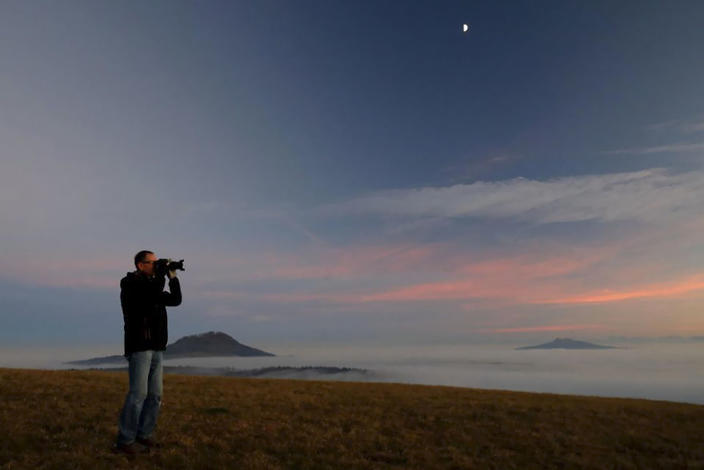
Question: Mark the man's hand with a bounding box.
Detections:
[167,258,178,280]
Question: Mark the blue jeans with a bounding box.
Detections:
[116,350,163,445]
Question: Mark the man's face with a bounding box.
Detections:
[137,253,158,276]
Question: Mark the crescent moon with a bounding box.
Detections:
[462,24,469,32]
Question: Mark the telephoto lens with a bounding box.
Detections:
[168,259,185,271]
[154,259,185,276]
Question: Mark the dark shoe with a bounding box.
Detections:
[136,437,162,449]
[113,442,150,456]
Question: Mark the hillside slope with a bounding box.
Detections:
[1,368,703,469]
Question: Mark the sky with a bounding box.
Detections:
[2,0,704,348]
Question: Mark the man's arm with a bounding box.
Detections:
[120,288,132,318]
[160,277,182,306]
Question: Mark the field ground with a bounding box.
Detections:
[1,367,703,469]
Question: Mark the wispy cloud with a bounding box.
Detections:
[647,117,704,133]
[188,240,627,306]
[683,122,704,133]
[602,142,704,154]
[235,268,704,307]
[538,274,704,304]
[326,169,704,224]
[646,119,682,131]
[0,255,125,290]
[438,153,521,183]
[482,324,605,334]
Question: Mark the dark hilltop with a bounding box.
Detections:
[165,331,275,358]
[516,338,619,350]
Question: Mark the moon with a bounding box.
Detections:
[462,24,469,32]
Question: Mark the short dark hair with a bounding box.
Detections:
[134,250,154,269]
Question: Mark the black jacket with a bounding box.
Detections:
[120,271,182,356]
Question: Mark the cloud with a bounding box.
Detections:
[603,142,704,154]
[190,241,625,306]
[482,324,606,334]
[438,153,521,183]
[685,122,704,133]
[646,119,683,131]
[326,168,704,224]
[538,274,704,304]
[0,255,126,289]
[647,117,704,133]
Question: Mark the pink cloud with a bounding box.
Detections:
[347,247,617,304]
[264,243,444,279]
[193,240,648,306]
[203,238,621,288]
[192,244,446,284]
[1,254,127,289]
[481,324,606,333]
[538,274,704,304]
[196,289,362,304]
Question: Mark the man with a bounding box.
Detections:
[114,250,182,455]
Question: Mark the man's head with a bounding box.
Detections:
[134,250,158,276]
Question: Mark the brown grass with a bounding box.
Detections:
[1,367,703,469]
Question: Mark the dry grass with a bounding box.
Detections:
[1,367,703,469]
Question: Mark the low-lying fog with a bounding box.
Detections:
[1,341,702,405]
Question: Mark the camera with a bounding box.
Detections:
[154,258,185,276]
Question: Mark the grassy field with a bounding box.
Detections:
[1,367,703,469]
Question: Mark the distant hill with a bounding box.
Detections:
[516,338,617,350]
[165,331,275,358]
[66,331,275,365]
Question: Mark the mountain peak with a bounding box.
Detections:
[165,331,274,357]
[188,331,240,342]
[516,338,617,350]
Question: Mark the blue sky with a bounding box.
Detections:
[2,0,704,348]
